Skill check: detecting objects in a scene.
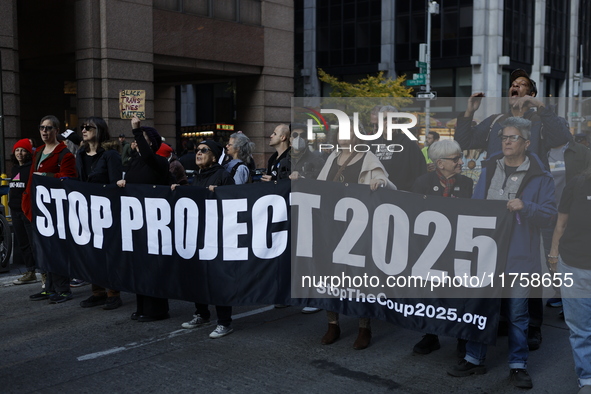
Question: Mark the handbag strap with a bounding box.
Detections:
[332,152,360,182]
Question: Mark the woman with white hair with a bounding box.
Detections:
[224,132,255,185]
[412,139,473,198]
[410,139,473,357]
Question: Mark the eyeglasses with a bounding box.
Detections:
[197,147,211,154]
[81,124,96,131]
[500,135,526,142]
[440,154,463,163]
[39,125,54,131]
[292,131,304,139]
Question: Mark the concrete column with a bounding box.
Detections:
[75,0,154,137]
[471,0,504,99]
[0,0,20,169]
[257,0,294,165]
[302,0,320,97]
[379,0,396,78]
[531,0,546,97]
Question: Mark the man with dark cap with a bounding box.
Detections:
[454,69,572,352]
[119,133,132,167]
[575,132,590,149]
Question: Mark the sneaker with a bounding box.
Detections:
[103,296,123,310]
[181,314,211,329]
[80,294,108,308]
[413,334,441,354]
[274,304,290,309]
[13,271,39,285]
[48,292,73,304]
[302,307,321,314]
[546,297,562,308]
[209,325,234,339]
[30,291,54,301]
[509,369,533,389]
[447,359,487,377]
[527,326,542,351]
[70,279,89,288]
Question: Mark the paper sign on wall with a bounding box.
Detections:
[119,90,146,119]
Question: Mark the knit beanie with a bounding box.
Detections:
[13,139,33,154]
[199,140,223,161]
[140,126,162,152]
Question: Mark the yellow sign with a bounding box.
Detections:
[119,90,146,120]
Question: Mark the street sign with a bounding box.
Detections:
[416,61,428,68]
[572,116,586,123]
[413,73,426,80]
[406,80,424,87]
[416,91,437,100]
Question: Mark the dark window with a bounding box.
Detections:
[316,0,381,71]
[395,0,472,66]
[503,0,535,65]
[578,0,591,77]
[154,0,261,25]
[544,0,569,73]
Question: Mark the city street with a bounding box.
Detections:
[0,266,578,393]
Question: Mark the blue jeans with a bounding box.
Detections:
[559,259,591,387]
[465,291,529,369]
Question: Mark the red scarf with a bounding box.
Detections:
[436,169,456,197]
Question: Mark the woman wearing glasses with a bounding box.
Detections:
[25,115,77,303]
[76,117,123,311]
[410,139,473,357]
[411,139,473,199]
[177,140,236,339]
[117,116,171,322]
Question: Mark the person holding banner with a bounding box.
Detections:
[76,117,124,311]
[10,139,37,285]
[548,168,591,394]
[25,115,77,303]
[448,117,557,390]
[316,119,395,350]
[117,116,170,322]
[176,139,236,339]
[411,139,473,356]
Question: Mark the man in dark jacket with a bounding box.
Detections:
[455,69,571,170]
[448,117,556,390]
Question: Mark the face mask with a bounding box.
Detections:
[292,133,307,153]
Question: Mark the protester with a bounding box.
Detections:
[224,132,255,184]
[76,117,123,310]
[281,123,324,181]
[262,124,290,182]
[455,68,571,351]
[316,119,395,350]
[421,131,440,172]
[25,115,77,303]
[119,133,132,167]
[548,168,591,394]
[574,133,590,149]
[117,116,170,322]
[157,143,188,185]
[370,105,427,191]
[447,117,557,389]
[10,139,37,285]
[538,136,591,313]
[177,139,236,338]
[411,139,472,356]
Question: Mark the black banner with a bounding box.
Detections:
[32,177,513,344]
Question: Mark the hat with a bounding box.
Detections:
[156,143,173,158]
[119,133,126,138]
[140,126,162,152]
[510,69,538,96]
[13,139,33,154]
[198,140,223,161]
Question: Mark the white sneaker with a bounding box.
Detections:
[302,307,321,314]
[181,314,211,329]
[209,325,234,339]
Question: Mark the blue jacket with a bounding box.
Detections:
[455,106,571,170]
[473,152,557,274]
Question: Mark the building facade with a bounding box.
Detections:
[0,0,294,171]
